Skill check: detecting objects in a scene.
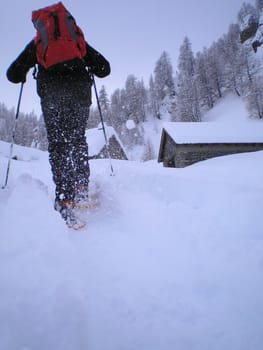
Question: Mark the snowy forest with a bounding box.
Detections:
[1,1,263,158]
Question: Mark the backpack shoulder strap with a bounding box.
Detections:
[51,11,60,39]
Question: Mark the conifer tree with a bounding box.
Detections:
[153,51,175,120]
[176,37,201,121]
[99,85,112,126]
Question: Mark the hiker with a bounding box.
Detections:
[6,2,110,226]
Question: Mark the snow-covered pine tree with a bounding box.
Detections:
[153,51,176,120]
[195,49,215,111]
[206,42,224,100]
[122,75,145,125]
[222,24,248,97]
[176,37,201,122]
[119,75,145,148]
[148,75,159,119]
[110,88,126,133]
[246,75,263,118]
[98,85,112,126]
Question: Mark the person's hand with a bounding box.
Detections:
[20,74,26,83]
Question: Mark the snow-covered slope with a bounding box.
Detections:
[202,93,250,123]
[0,94,262,349]
[0,137,263,349]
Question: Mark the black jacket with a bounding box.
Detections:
[7,40,111,99]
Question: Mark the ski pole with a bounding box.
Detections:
[91,74,114,176]
[2,82,24,189]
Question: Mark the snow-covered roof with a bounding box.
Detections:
[163,122,263,144]
[86,124,125,156]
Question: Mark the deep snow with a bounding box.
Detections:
[0,95,263,350]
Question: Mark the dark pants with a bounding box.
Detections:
[41,90,90,203]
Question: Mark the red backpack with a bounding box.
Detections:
[32,2,87,69]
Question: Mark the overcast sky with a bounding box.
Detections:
[1,0,255,116]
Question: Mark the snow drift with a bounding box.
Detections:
[0,95,263,349]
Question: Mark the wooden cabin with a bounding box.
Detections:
[86,125,128,160]
[158,122,263,167]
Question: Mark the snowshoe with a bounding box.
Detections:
[74,198,99,210]
[74,186,100,211]
[66,214,86,230]
[75,189,90,209]
[56,199,86,230]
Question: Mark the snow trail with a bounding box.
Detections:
[1,95,263,350]
[1,143,263,349]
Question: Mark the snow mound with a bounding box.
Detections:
[0,140,263,349]
[202,93,250,123]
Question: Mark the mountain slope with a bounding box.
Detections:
[0,139,263,349]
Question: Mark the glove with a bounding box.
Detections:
[20,73,27,83]
[7,64,27,84]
